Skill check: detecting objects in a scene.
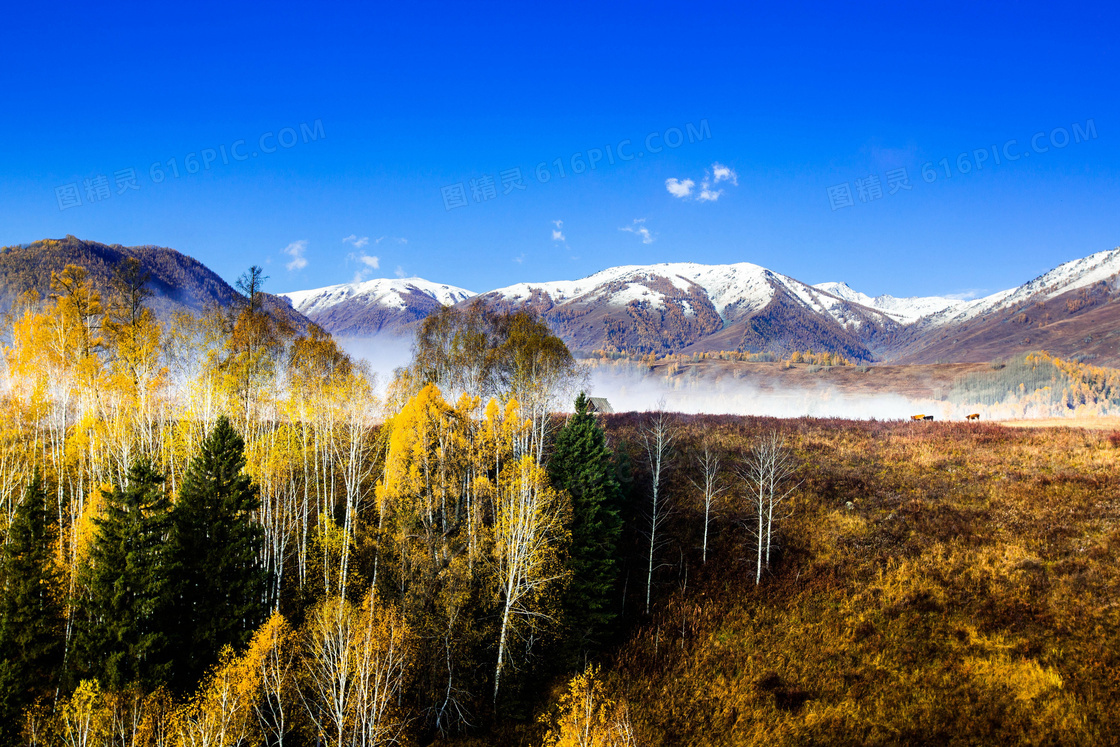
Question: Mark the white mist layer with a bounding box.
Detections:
[584,366,1096,421]
[336,335,414,394]
[586,367,945,419]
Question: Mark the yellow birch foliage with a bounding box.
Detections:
[246,611,297,747]
[171,645,262,747]
[541,665,637,747]
[492,453,570,701]
[301,589,414,747]
[54,679,102,747]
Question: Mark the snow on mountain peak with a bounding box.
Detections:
[914,246,1120,327]
[281,277,476,315]
[281,247,1120,336]
[489,262,781,316]
[812,281,971,324]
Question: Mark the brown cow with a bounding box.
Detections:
[966,413,980,421]
[911,414,925,421]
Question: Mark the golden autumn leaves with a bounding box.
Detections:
[1,265,603,744]
[378,384,571,708]
[23,380,577,745]
[31,597,412,747]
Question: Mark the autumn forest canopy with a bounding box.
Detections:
[0,260,1118,746]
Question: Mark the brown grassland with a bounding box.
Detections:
[514,416,1120,747]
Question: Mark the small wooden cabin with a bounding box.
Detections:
[587,397,614,414]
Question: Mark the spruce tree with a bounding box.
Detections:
[72,460,174,691]
[0,469,63,744]
[167,415,269,692]
[548,392,623,660]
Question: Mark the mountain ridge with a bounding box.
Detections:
[5,237,1115,365]
[283,247,1120,364]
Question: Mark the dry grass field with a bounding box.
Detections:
[514,414,1120,747]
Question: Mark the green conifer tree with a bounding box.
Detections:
[0,469,63,744]
[167,415,269,692]
[72,460,173,691]
[548,392,624,661]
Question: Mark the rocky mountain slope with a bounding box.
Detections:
[474,262,901,359]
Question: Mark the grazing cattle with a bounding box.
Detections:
[911,414,925,421]
[966,413,980,421]
[923,415,934,421]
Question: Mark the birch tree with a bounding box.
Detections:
[739,430,798,585]
[249,611,297,747]
[492,454,570,705]
[640,409,675,614]
[541,664,638,747]
[173,645,261,747]
[300,590,413,747]
[689,440,726,565]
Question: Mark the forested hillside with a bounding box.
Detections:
[0,237,309,331]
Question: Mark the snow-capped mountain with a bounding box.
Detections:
[811,282,968,325]
[282,246,1120,364]
[909,248,1120,328]
[887,247,1120,364]
[490,262,887,325]
[281,277,476,337]
[478,262,900,358]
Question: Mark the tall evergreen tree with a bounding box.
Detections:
[72,460,174,691]
[0,469,63,744]
[548,392,623,661]
[167,415,269,692]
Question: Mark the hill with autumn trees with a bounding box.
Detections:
[0,236,310,331]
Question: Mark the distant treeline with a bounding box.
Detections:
[951,352,1120,414]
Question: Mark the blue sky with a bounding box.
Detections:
[1,1,1117,298]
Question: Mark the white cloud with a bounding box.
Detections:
[395,266,407,278]
[696,183,723,202]
[711,162,738,185]
[551,219,566,242]
[665,178,695,198]
[620,218,655,245]
[945,289,984,300]
[283,240,309,271]
[345,236,406,282]
[513,253,526,264]
[346,251,382,283]
[666,163,738,202]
